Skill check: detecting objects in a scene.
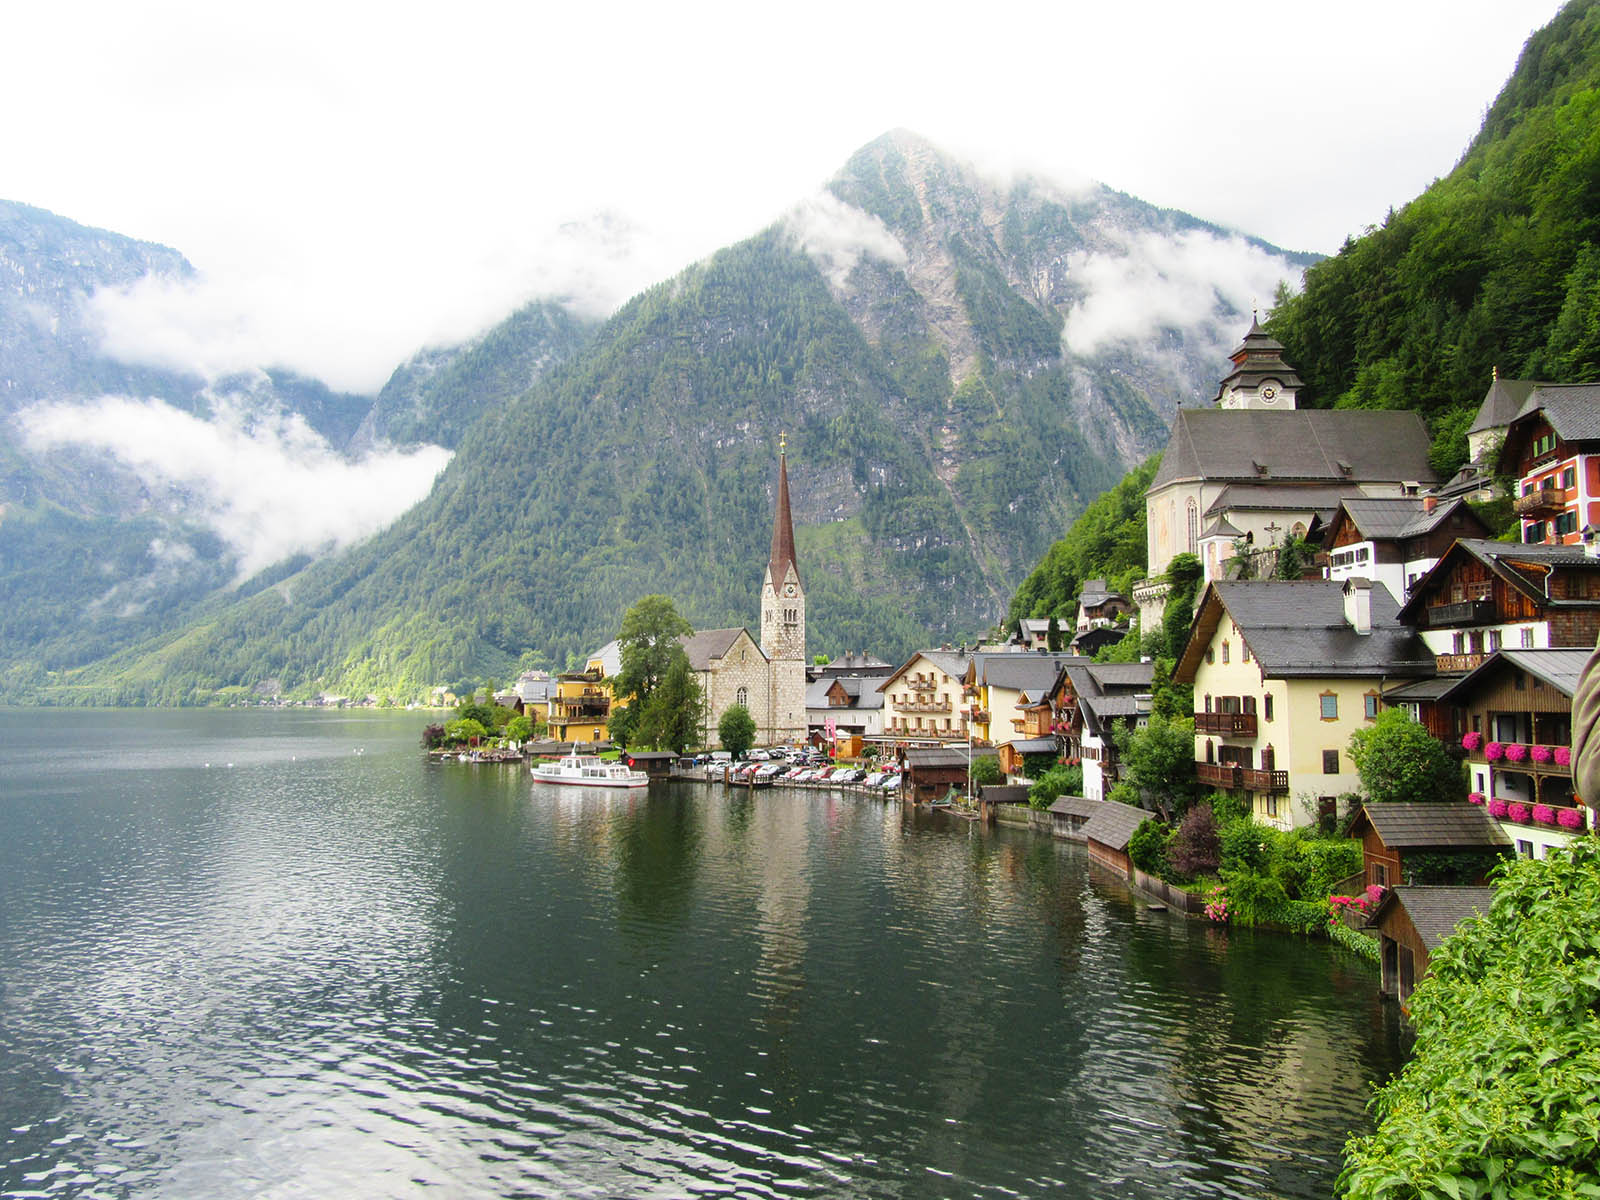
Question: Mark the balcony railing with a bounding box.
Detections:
[1426,599,1496,628]
[1196,761,1289,794]
[1468,742,1572,775]
[1436,653,1486,674]
[1513,486,1569,516]
[908,679,937,692]
[1195,711,1257,737]
[894,698,952,714]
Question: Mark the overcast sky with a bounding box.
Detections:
[3,0,1566,395]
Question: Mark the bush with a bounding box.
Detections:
[421,723,447,749]
[1289,836,1363,900]
[1220,820,1276,876]
[1205,789,1250,825]
[1107,780,1140,808]
[1027,764,1081,810]
[970,755,1004,787]
[1340,842,1600,1197]
[1128,818,1171,876]
[1169,804,1221,880]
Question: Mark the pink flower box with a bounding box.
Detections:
[1467,791,1485,804]
[1461,731,1483,751]
[1485,742,1505,762]
[1555,746,1572,767]
[1532,803,1557,826]
[1487,797,1510,818]
[1530,745,1553,764]
[1507,802,1531,824]
[1557,807,1585,830]
[1504,743,1528,763]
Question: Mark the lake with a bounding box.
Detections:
[0,709,1402,1198]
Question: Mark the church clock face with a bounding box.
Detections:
[784,583,795,597]
[1260,384,1278,403]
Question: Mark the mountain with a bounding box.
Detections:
[12,133,1315,704]
[1266,0,1600,470]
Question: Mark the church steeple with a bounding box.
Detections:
[768,433,800,591]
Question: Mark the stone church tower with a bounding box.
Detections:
[1212,315,1303,410]
[760,438,808,742]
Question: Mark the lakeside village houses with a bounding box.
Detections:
[514,323,1600,880]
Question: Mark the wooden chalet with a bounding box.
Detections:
[1347,803,1512,890]
[1318,495,1489,605]
[1366,886,1494,1008]
[1497,382,1600,547]
[903,746,972,802]
[1081,800,1151,875]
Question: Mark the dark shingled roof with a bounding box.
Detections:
[1367,885,1495,951]
[1205,483,1362,516]
[1049,794,1100,819]
[1354,803,1512,850]
[1081,800,1153,853]
[1514,383,1600,442]
[1333,496,1478,541]
[980,654,1084,692]
[980,785,1032,806]
[1381,676,1457,703]
[1397,540,1600,624]
[1151,409,1439,491]
[905,747,972,770]
[680,628,757,670]
[1004,737,1058,754]
[1177,581,1434,683]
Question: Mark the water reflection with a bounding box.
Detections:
[0,713,1401,1199]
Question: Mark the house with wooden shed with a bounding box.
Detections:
[1046,794,1100,841]
[1074,580,1132,632]
[1396,539,1600,684]
[1049,661,1154,802]
[1175,579,1434,830]
[1366,886,1494,1008]
[1436,648,1592,858]
[903,745,973,802]
[1081,799,1153,875]
[1347,803,1512,891]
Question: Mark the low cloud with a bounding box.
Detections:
[1061,230,1302,357]
[19,396,451,577]
[783,192,909,287]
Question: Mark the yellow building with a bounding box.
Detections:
[1174,579,1433,831]
[960,652,1079,747]
[546,641,623,745]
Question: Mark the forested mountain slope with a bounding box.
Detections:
[23,134,1312,702]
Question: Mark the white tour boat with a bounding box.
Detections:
[531,752,649,789]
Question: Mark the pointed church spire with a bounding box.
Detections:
[768,435,799,589]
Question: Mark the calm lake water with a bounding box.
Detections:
[0,709,1403,1198]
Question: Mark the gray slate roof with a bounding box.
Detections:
[905,747,973,770]
[1397,539,1600,623]
[980,653,1084,692]
[1193,581,1434,680]
[1356,803,1512,849]
[1206,483,1362,516]
[1468,376,1538,436]
[1152,409,1439,490]
[1334,496,1475,541]
[680,628,757,670]
[980,785,1032,806]
[1436,648,1595,705]
[1368,886,1495,950]
[1004,737,1058,754]
[1049,794,1101,819]
[1515,383,1600,442]
[1081,800,1153,853]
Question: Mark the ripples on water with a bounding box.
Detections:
[0,710,1403,1198]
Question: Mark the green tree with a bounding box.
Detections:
[718,704,757,758]
[1027,763,1083,809]
[1045,615,1064,652]
[1340,842,1600,1198]
[970,755,1004,787]
[634,656,706,753]
[504,714,533,742]
[1348,708,1465,805]
[611,595,695,748]
[444,717,487,745]
[1114,714,1199,820]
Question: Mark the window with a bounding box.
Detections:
[1206,648,1215,664]
[1187,499,1199,551]
[1222,641,1230,663]
[1517,839,1534,859]
[1323,749,1340,774]
[1242,642,1251,663]
[736,686,748,708]
[1364,692,1380,720]
[1453,631,1466,654]
[1562,466,1577,489]
[1320,692,1339,721]
[1556,511,1579,537]
[1373,862,1387,887]
[1485,629,1500,653]
[1265,795,1278,818]
[1521,626,1536,649]
[1514,670,1526,691]
[1525,520,1546,543]
[1264,694,1274,722]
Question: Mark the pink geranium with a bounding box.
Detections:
[1487,797,1509,818]
[1505,743,1528,763]
[1557,807,1585,830]
[1467,792,1485,805]
[1555,746,1572,767]
[1461,731,1483,751]
[1485,742,1505,762]
[1532,803,1557,826]
[1365,883,1386,907]
[1530,744,1553,764]
[1507,802,1531,824]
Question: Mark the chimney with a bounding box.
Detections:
[1343,577,1372,635]
[1422,494,1437,514]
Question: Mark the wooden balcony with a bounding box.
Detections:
[908,679,937,692]
[1196,761,1289,794]
[1435,653,1485,674]
[1425,599,1496,628]
[894,698,952,714]
[1195,711,1257,737]
[1513,486,1569,516]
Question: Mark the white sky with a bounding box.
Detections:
[2,0,1566,395]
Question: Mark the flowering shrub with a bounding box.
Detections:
[1488,797,1510,818]
[1461,731,1483,751]
[1485,741,1505,762]
[1203,883,1228,923]
[1365,883,1386,907]
[1555,746,1572,767]
[1532,803,1557,826]
[1557,806,1585,830]
[1467,791,1485,805]
[1505,743,1529,763]
[1530,744,1553,764]
[1507,802,1532,824]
